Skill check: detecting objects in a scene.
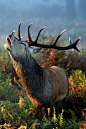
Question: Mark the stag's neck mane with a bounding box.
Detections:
[10,53,43,75]
[10,52,44,91]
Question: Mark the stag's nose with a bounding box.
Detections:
[9,34,12,38]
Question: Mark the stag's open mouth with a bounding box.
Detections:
[6,37,12,46]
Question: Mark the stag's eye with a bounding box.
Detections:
[21,43,26,47]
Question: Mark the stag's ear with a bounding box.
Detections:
[28,47,41,54]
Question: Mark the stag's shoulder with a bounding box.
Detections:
[43,65,68,77]
[51,66,67,72]
[51,66,68,77]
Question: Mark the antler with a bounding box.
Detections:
[35,26,46,42]
[27,23,33,42]
[18,23,81,52]
[18,22,21,40]
[28,25,81,52]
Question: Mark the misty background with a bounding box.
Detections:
[0,0,86,49]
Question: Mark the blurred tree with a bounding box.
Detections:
[79,0,86,19]
[66,0,75,20]
[43,0,76,20]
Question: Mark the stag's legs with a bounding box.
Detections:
[47,103,55,118]
[47,107,53,118]
[55,98,66,117]
[55,101,63,117]
[50,106,54,117]
[34,107,48,120]
[34,107,42,120]
[42,107,48,118]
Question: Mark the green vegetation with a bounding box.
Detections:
[69,69,86,95]
[0,98,34,127]
[0,50,19,103]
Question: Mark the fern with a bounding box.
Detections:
[58,109,64,127]
[69,70,86,95]
[52,107,58,126]
[65,110,80,129]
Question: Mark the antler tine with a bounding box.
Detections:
[68,37,81,51]
[11,30,16,35]
[72,36,81,52]
[53,29,67,46]
[18,22,22,40]
[69,37,72,45]
[27,23,33,42]
[35,26,46,43]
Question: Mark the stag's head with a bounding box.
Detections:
[4,23,81,58]
[4,23,42,58]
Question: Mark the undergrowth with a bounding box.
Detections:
[0,101,81,129]
[0,97,34,128]
[69,69,86,97]
[0,61,19,103]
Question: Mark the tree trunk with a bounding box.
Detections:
[66,0,75,20]
[79,0,86,19]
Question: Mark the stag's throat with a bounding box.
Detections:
[10,52,44,91]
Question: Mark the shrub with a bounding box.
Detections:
[0,97,34,127]
[0,61,19,103]
[69,69,86,95]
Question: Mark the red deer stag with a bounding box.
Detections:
[4,23,81,120]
